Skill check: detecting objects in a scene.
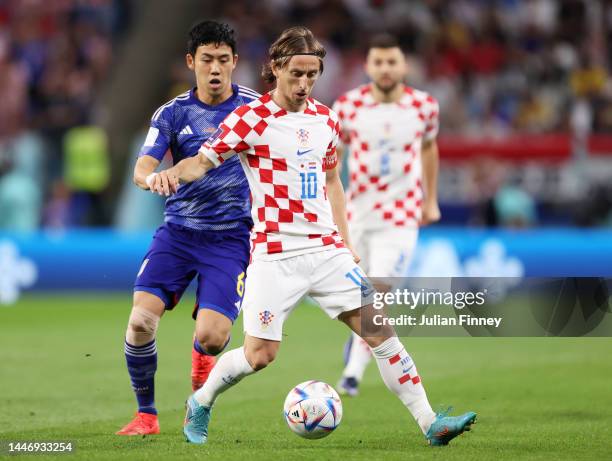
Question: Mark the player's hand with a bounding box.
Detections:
[149,168,180,196]
[346,244,361,264]
[420,201,441,226]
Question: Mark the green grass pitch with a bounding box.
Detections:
[1,293,611,460]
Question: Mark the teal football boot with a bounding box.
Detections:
[183,396,213,444]
[426,407,477,446]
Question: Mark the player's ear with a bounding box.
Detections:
[232,53,239,70]
[271,61,280,79]
[186,53,195,71]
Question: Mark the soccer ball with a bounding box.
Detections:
[283,380,342,439]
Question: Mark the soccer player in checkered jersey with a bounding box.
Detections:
[151,26,475,446]
[333,34,442,397]
[116,21,260,436]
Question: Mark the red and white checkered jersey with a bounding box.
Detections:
[332,84,439,230]
[199,93,347,261]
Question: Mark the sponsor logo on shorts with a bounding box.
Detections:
[258,310,274,328]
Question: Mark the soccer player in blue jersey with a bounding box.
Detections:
[116,20,260,436]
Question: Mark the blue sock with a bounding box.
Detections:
[125,339,157,415]
[193,339,207,355]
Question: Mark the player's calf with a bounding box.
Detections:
[191,333,225,392]
[191,310,233,390]
[244,335,279,370]
[339,306,438,435]
[191,347,216,392]
[190,345,257,423]
[187,339,281,443]
[118,295,164,434]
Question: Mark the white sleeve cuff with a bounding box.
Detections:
[200,147,222,167]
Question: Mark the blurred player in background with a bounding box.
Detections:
[116,20,259,436]
[152,26,474,447]
[332,34,441,397]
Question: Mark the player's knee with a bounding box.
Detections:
[126,306,160,345]
[195,330,230,356]
[127,307,159,334]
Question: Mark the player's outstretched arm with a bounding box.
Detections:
[175,152,216,183]
[326,168,360,263]
[420,139,441,226]
[149,153,215,196]
[133,155,161,190]
[335,144,345,174]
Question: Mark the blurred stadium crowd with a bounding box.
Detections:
[201,0,612,136]
[1,0,611,231]
[0,0,131,229]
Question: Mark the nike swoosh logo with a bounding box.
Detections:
[297,149,313,156]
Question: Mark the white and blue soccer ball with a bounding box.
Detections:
[283,380,342,439]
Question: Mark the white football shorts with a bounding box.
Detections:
[242,247,371,341]
[351,226,419,278]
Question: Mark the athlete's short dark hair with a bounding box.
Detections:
[187,20,237,56]
[368,33,400,50]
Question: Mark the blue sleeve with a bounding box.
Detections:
[138,106,173,161]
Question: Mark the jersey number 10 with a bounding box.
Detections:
[300,172,317,199]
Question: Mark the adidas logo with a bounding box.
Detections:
[179,125,193,135]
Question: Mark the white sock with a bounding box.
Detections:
[193,347,255,407]
[342,332,372,382]
[371,336,436,434]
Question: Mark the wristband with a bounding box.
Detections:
[145,173,158,189]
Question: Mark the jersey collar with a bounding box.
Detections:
[190,84,239,110]
[365,82,410,107]
[265,91,318,115]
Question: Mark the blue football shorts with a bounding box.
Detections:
[134,222,250,322]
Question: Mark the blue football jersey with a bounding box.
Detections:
[139,84,259,230]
